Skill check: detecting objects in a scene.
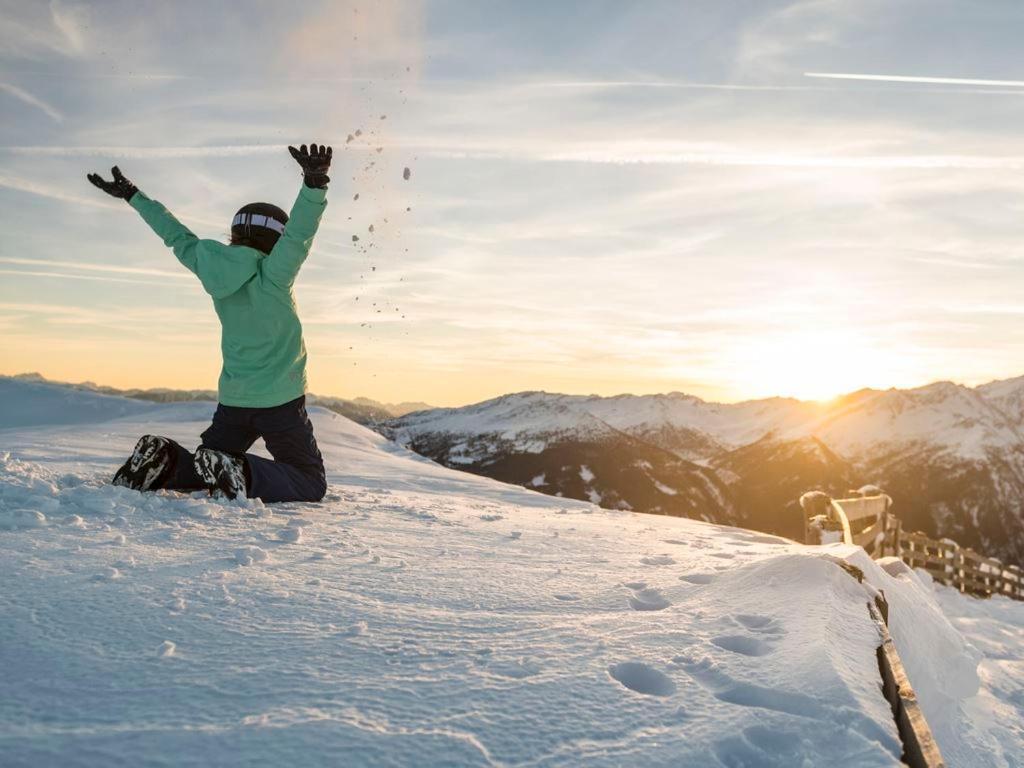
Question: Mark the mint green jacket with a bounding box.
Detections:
[130,185,327,408]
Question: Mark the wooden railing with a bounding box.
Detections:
[800,490,1023,601]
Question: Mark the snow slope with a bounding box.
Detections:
[0,382,1015,766]
[928,573,1024,765]
[0,377,158,429]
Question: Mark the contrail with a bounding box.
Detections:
[0,144,281,158]
[536,80,830,92]
[0,82,64,122]
[0,257,190,280]
[805,72,1024,88]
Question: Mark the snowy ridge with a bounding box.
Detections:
[382,378,1024,564]
[0,379,1016,765]
[388,378,1024,462]
[805,382,1024,461]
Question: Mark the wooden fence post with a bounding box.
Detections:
[798,488,1023,602]
[1009,565,1023,600]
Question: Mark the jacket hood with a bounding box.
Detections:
[196,244,261,299]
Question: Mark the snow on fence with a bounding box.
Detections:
[868,598,946,768]
[800,490,1024,601]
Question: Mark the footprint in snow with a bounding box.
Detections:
[608,662,677,697]
[479,514,504,522]
[713,726,802,767]
[672,651,735,691]
[733,613,786,635]
[627,586,672,611]
[711,634,773,657]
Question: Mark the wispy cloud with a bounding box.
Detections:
[0,0,91,60]
[48,0,89,56]
[5,0,1024,403]
[0,173,123,209]
[806,72,1024,88]
[10,142,1024,171]
[532,80,831,92]
[0,268,178,287]
[0,81,63,121]
[1,144,282,158]
[0,257,190,280]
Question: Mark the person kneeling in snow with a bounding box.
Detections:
[87,143,333,503]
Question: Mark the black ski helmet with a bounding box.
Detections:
[230,202,289,254]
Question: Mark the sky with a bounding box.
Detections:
[3,0,1024,407]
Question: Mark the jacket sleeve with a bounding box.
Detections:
[264,185,328,288]
[129,192,200,275]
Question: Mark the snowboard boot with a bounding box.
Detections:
[112,435,175,491]
[194,448,248,500]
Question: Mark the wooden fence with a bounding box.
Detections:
[800,490,1024,601]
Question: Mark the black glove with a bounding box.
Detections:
[86,166,139,201]
[289,143,332,189]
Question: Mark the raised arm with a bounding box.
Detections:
[263,143,331,289]
[87,166,199,275]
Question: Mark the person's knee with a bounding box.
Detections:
[298,466,327,502]
[310,475,327,502]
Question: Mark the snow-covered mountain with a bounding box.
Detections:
[1,376,1019,766]
[381,379,1024,565]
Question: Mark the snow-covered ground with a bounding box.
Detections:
[0,379,1020,766]
[930,574,1024,765]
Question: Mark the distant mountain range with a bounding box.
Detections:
[6,373,431,423]
[380,379,1024,566]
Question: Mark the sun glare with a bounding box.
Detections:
[723,328,892,402]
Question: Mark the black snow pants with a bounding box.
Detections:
[160,396,327,503]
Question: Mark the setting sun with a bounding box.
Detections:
[720,327,908,402]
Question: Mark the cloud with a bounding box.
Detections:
[0,173,123,210]
[1,145,281,158]
[48,1,89,56]
[0,0,90,60]
[0,268,182,287]
[531,80,831,92]
[805,72,1024,88]
[8,140,1024,170]
[280,0,425,74]
[5,0,1024,403]
[0,82,63,121]
[0,257,190,280]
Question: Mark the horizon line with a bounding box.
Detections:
[4,370,1020,412]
